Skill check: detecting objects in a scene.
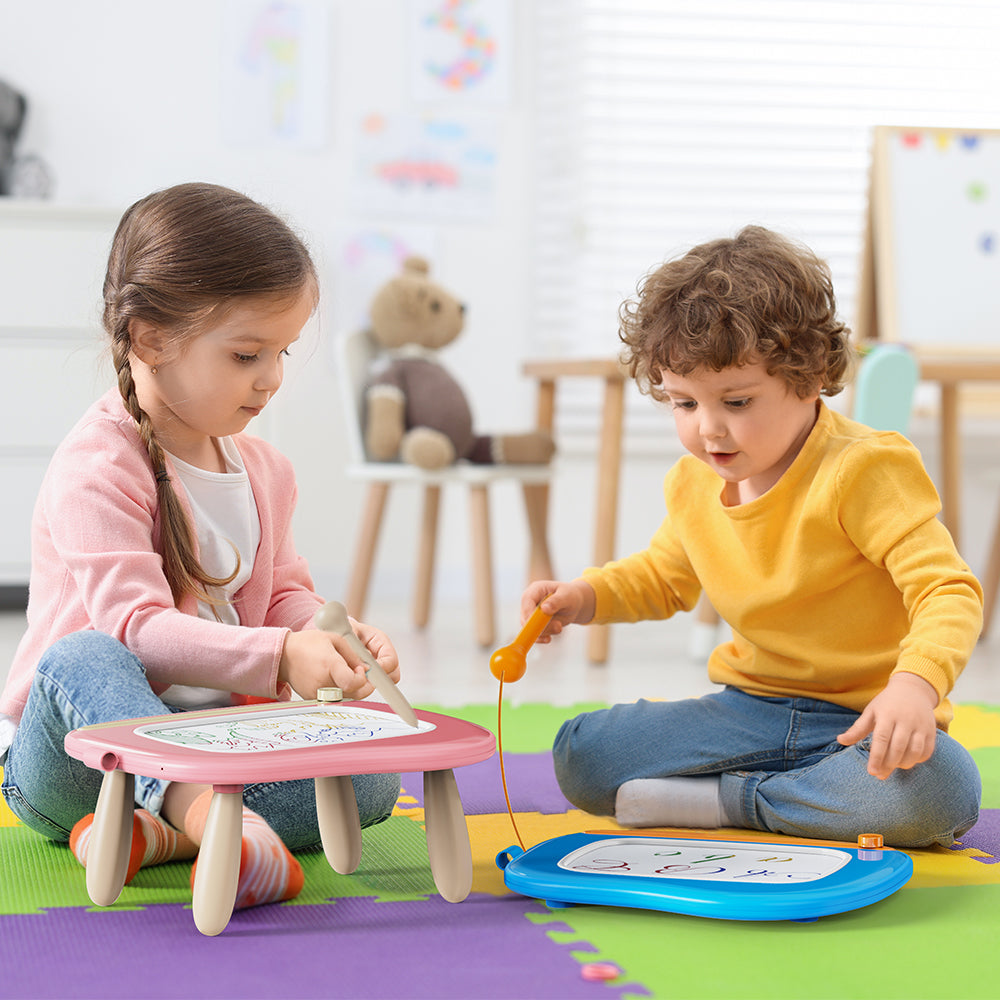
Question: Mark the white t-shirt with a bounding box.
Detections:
[159,437,261,709]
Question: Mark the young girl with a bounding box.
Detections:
[0,182,401,909]
[520,225,983,848]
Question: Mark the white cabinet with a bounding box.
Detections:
[0,201,121,590]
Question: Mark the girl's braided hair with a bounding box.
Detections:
[102,182,317,607]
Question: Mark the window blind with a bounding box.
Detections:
[532,0,1000,436]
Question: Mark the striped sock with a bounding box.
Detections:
[185,793,304,910]
[70,808,198,883]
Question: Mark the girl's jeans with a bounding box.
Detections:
[553,686,981,848]
[1,631,400,849]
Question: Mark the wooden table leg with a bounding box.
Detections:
[191,786,243,936]
[86,767,135,906]
[528,377,557,582]
[522,483,554,581]
[939,381,961,549]
[469,485,495,647]
[315,774,363,874]
[423,768,472,903]
[587,376,626,664]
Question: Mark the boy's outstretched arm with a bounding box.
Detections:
[836,672,940,780]
[521,578,597,643]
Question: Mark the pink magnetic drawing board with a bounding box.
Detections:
[65,701,496,786]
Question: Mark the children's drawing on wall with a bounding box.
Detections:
[221,0,329,149]
[331,222,437,340]
[408,0,511,105]
[354,112,499,220]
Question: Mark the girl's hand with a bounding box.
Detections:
[836,672,940,780]
[348,617,401,685]
[278,625,395,701]
[521,579,596,643]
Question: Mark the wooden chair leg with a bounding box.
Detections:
[689,592,723,661]
[346,482,389,619]
[413,485,441,629]
[696,593,720,626]
[522,482,554,582]
[980,505,1000,640]
[468,485,495,647]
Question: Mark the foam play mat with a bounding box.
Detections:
[1,701,999,999]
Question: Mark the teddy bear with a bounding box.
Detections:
[363,256,555,471]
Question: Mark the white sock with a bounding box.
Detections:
[614,777,732,829]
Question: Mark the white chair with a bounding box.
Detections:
[336,328,554,647]
[689,342,920,658]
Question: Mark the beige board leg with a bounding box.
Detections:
[191,789,243,936]
[315,774,363,874]
[86,768,135,906]
[423,768,473,903]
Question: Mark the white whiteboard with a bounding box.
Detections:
[875,126,1000,350]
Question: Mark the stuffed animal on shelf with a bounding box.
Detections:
[363,256,555,471]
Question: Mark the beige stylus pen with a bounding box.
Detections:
[314,601,419,728]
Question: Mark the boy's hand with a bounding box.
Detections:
[521,579,596,642]
[836,672,940,780]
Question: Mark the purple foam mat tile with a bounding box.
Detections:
[401,752,573,816]
[0,893,643,1000]
[524,904,653,999]
[946,807,1000,863]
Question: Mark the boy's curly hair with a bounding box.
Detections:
[619,225,853,401]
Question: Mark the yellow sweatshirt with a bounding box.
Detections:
[583,402,983,728]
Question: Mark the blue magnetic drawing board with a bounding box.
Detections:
[496,833,913,922]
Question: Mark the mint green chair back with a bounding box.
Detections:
[852,344,919,434]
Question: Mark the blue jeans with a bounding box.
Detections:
[1,632,400,849]
[552,687,981,848]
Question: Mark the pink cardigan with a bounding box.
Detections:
[1,390,323,722]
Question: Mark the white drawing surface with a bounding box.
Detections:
[136,706,435,754]
[557,838,851,885]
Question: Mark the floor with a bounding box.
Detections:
[1,596,998,711]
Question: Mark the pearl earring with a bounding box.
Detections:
[150,366,158,375]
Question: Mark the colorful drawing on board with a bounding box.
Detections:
[135,706,435,755]
[409,0,511,104]
[354,112,499,220]
[498,832,914,922]
[221,0,329,148]
[557,838,849,884]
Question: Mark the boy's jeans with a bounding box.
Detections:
[553,686,981,847]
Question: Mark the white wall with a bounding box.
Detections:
[0,0,570,609]
[2,1,996,621]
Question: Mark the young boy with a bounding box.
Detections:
[521,226,982,848]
